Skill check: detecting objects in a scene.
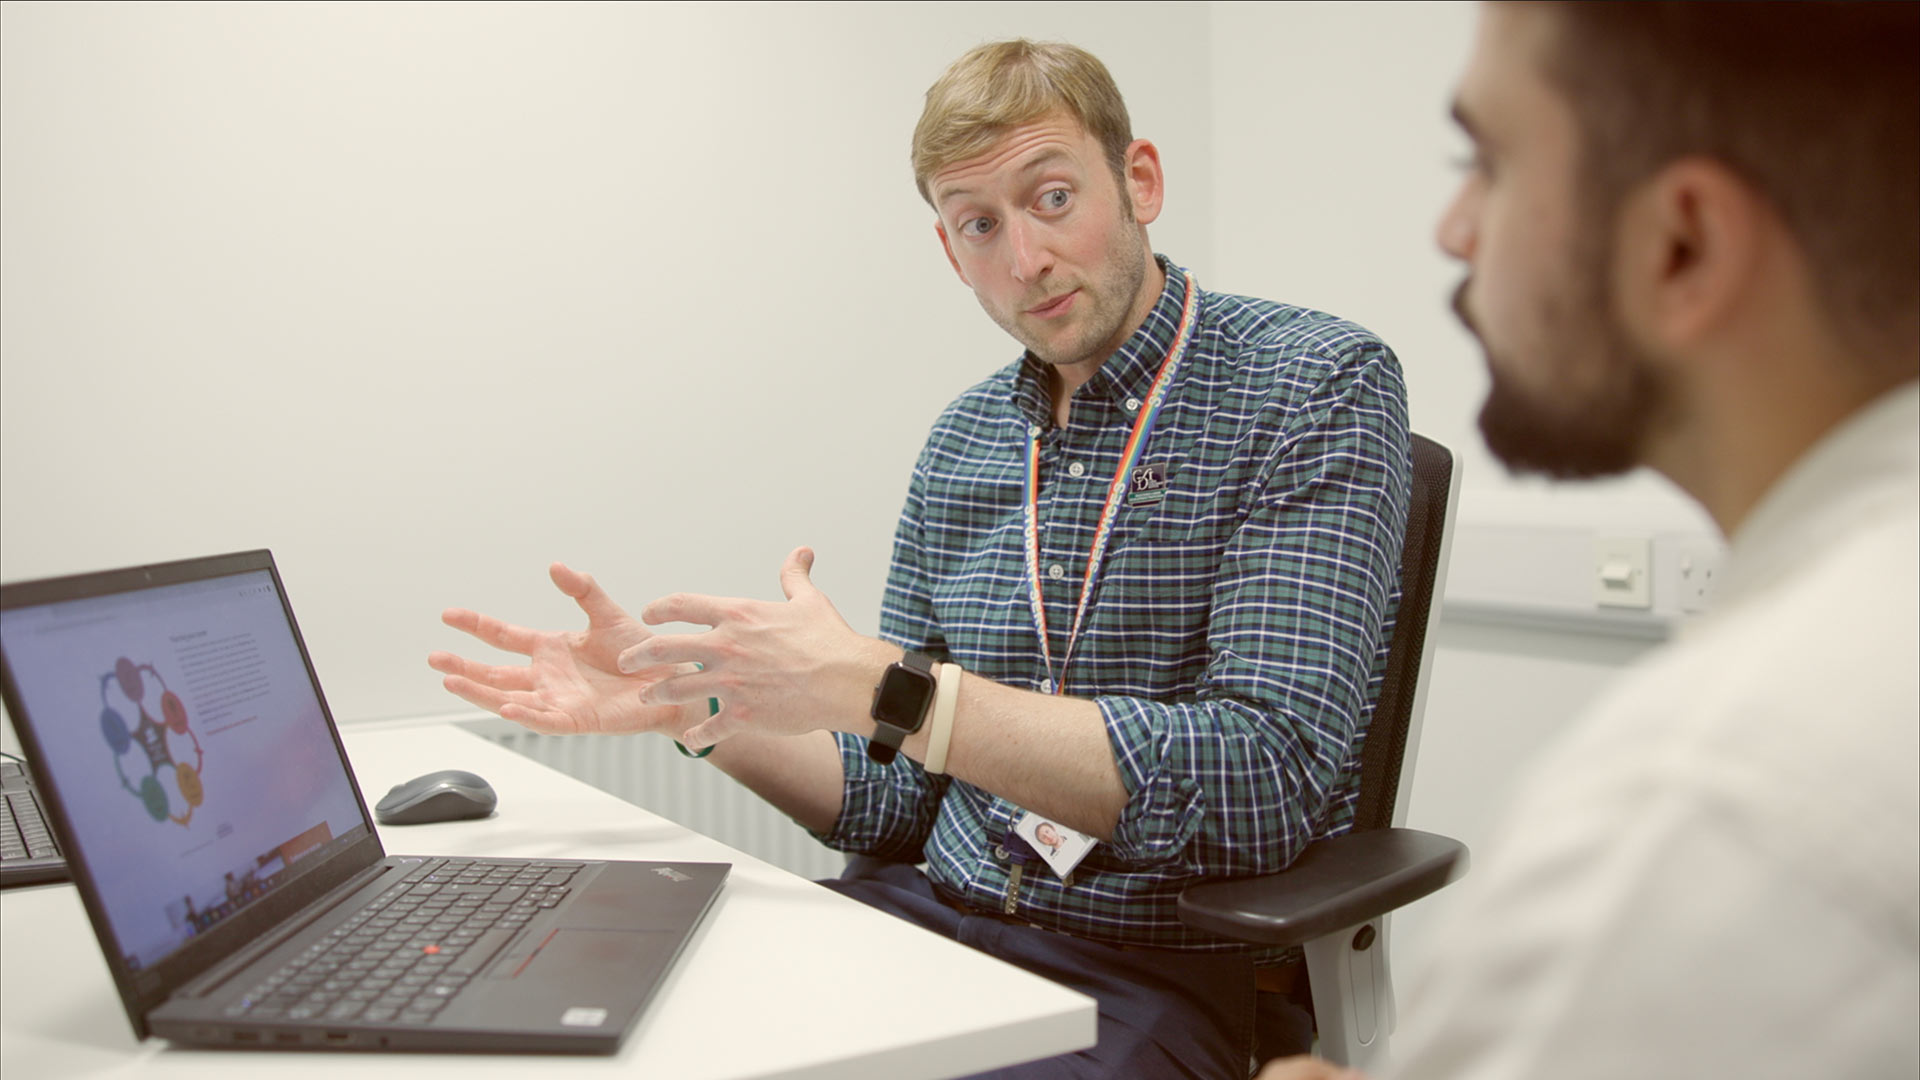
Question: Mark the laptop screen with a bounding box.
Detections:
[0,564,369,974]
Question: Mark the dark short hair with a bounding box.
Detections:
[1534,1,1919,373]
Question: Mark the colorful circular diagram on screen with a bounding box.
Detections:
[99,657,205,826]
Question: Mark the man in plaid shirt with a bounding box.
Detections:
[434,39,1409,1078]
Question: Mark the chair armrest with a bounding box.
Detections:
[1177,828,1468,946]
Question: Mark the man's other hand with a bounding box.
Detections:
[1257,1056,1369,1080]
[622,546,892,751]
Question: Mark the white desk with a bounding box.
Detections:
[0,722,1097,1078]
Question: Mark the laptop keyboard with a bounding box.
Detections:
[226,857,583,1026]
[0,759,69,888]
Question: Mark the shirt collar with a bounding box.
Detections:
[1716,380,1919,611]
[1010,256,1191,425]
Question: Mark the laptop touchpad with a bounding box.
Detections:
[511,928,678,987]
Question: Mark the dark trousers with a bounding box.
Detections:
[819,858,1311,1079]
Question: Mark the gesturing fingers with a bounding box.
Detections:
[439,672,590,736]
[437,672,522,718]
[427,650,535,693]
[440,607,543,655]
[431,633,574,727]
[778,546,818,601]
[641,592,730,628]
[677,700,744,752]
[646,664,723,707]
[617,630,725,674]
[550,563,631,628]
[496,702,592,736]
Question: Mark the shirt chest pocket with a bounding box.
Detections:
[1096,519,1221,631]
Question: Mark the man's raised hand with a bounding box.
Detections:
[428,563,691,737]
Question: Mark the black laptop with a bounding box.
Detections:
[0,549,728,1053]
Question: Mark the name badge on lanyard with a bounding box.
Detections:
[1010,813,1096,881]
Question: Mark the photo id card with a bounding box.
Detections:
[1013,812,1096,880]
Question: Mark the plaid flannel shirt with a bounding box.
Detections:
[820,259,1410,950]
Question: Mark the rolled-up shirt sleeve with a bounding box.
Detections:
[812,447,953,862]
[815,732,950,862]
[1100,350,1408,873]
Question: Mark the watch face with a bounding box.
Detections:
[874,665,935,727]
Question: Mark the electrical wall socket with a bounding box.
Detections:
[1594,535,1653,609]
[1670,539,1722,614]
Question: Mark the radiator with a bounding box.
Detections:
[464,719,847,881]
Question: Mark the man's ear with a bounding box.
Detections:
[1122,138,1165,226]
[934,219,971,287]
[1614,157,1764,351]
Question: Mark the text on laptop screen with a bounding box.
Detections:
[0,569,367,972]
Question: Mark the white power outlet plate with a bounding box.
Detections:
[1594,535,1653,609]
[1671,540,1722,614]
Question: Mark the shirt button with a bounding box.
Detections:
[1067,462,1086,478]
[1124,397,1141,413]
[1048,564,1066,580]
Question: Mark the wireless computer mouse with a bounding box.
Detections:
[373,769,498,826]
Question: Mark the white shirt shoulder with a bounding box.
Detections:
[1391,388,1919,1080]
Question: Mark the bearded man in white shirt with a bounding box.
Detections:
[1266,2,1917,1078]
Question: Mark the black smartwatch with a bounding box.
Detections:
[867,651,937,764]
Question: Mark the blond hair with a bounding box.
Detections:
[911,40,1133,206]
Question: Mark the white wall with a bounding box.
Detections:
[0,0,1211,724]
[4,0,1716,989]
[1208,2,1715,530]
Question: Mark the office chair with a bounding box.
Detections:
[1178,432,1465,1072]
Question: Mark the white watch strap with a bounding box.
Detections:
[924,661,962,775]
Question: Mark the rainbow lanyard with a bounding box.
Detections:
[1022,272,1199,695]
